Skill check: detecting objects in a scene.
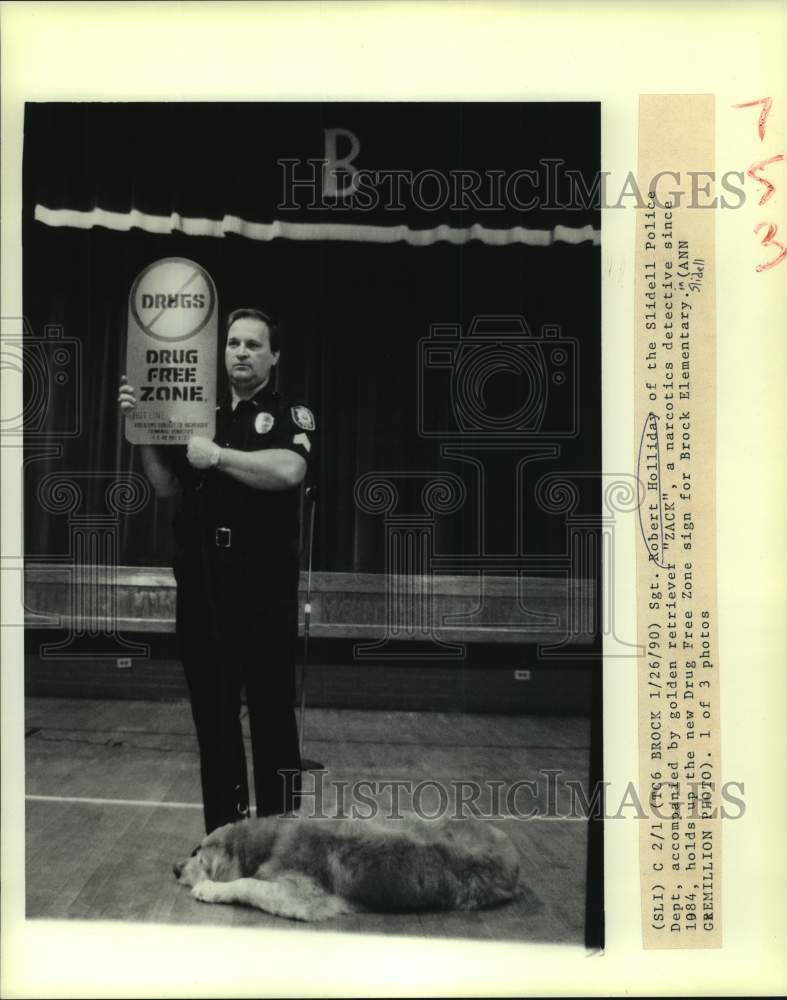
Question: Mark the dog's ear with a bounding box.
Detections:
[225,819,256,878]
[206,847,225,881]
[243,817,279,873]
[206,828,245,882]
[201,844,230,882]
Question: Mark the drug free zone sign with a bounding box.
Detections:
[125,257,218,445]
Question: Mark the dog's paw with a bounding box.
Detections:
[191,880,224,904]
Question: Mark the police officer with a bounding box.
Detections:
[119,307,316,833]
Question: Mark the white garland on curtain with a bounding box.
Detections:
[34,204,600,247]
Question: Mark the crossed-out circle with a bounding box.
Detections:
[130,258,215,343]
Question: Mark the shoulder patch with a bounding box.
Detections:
[254,411,275,435]
[291,405,315,431]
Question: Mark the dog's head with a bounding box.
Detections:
[173,822,244,886]
[173,817,283,886]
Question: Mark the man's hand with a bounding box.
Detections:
[187,435,221,469]
[118,375,137,415]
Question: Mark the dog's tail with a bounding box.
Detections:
[455,827,522,910]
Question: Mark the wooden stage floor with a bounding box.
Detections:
[25,697,591,945]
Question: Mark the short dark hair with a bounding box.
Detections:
[226,308,280,353]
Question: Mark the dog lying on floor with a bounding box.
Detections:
[174,813,521,922]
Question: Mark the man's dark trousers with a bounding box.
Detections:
[175,545,302,834]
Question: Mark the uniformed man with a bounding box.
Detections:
[119,307,316,833]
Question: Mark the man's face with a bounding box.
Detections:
[225,317,279,393]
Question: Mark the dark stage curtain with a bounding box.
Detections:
[22,103,600,573]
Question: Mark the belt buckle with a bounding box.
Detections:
[215,527,232,548]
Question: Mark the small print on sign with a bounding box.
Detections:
[125,258,218,445]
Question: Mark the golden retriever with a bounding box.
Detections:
[174,813,521,922]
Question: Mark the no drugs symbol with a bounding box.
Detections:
[125,258,218,446]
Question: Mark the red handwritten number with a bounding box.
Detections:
[733,98,785,272]
[753,222,787,272]
[747,154,786,207]
[733,97,773,141]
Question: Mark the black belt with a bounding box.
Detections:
[214,526,232,548]
[208,525,295,560]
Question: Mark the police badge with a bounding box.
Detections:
[254,411,275,434]
[291,405,316,431]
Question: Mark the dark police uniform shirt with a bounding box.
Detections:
[172,383,316,565]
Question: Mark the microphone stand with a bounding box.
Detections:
[299,484,322,769]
